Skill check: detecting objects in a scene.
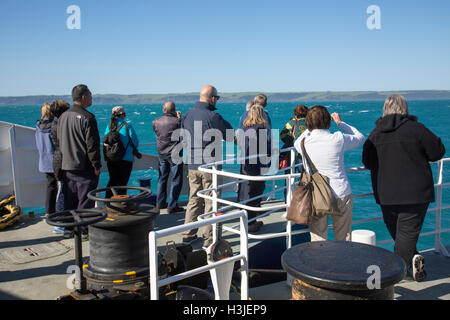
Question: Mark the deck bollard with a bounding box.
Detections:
[282,241,406,300]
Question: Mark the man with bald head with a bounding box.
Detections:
[181,85,233,248]
[152,101,184,213]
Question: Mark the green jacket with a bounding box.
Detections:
[280,117,306,150]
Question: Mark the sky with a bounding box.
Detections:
[0,0,449,96]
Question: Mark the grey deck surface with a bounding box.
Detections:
[0,204,449,300]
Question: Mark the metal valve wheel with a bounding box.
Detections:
[45,208,108,294]
[46,208,107,228]
[86,186,152,203]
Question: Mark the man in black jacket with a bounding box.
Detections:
[152,101,184,213]
[362,94,445,282]
[181,85,233,248]
[57,84,101,238]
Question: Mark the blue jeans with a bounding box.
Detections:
[156,155,183,210]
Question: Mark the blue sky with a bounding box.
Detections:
[0,0,449,96]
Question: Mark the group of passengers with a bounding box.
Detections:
[35,84,445,283]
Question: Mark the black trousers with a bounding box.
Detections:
[63,169,99,211]
[380,203,429,269]
[106,160,133,198]
[63,169,99,233]
[45,173,58,214]
[237,167,266,224]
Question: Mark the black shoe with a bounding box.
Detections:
[156,203,168,211]
[168,206,184,214]
[182,235,198,244]
[248,221,263,233]
[63,230,74,239]
[82,233,89,242]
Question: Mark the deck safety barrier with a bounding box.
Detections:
[197,147,450,257]
[148,148,449,300]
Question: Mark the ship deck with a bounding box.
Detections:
[0,201,449,300]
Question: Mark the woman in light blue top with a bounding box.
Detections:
[104,106,139,197]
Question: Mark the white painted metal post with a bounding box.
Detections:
[240,211,249,300]
[212,165,218,243]
[285,158,294,287]
[435,160,443,254]
[290,148,295,175]
[435,160,450,257]
[149,231,159,300]
[9,126,21,207]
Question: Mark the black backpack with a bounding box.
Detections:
[103,122,129,162]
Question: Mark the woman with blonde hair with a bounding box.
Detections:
[363,94,445,282]
[237,105,270,232]
[35,102,58,217]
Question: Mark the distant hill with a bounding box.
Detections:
[1,90,449,105]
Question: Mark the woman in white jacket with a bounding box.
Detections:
[294,105,365,242]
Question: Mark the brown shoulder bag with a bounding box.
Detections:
[286,139,341,225]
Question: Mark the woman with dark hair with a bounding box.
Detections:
[362,94,445,282]
[48,100,70,234]
[50,100,71,182]
[104,106,139,198]
[294,105,365,242]
[280,104,308,167]
[280,104,308,149]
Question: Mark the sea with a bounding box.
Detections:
[1,99,449,252]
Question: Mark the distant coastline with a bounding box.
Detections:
[1,90,449,105]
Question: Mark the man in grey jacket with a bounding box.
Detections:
[152,101,184,213]
[56,84,101,238]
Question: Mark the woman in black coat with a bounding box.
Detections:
[362,94,445,282]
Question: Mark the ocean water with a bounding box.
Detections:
[1,100,449,252]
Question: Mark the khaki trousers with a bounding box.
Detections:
[309,194,353,242]
[182,170,222,242]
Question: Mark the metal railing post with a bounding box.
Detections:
[435,160,450,257]
[240,211,249,300]
[149,231,159,300]
[212,164,218,243]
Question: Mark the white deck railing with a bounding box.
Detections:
[196,148,450,257]
[148,148,449,300]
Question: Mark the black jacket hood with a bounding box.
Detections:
[375,114,418,133]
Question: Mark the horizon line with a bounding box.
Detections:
[1,89,449,98]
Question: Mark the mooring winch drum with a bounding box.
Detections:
[83,187,159,290]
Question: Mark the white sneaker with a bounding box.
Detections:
[412,254,427,282]
[53,226,65,234]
